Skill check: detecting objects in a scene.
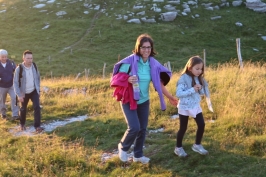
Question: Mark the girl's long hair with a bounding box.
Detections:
[181,56,205,86]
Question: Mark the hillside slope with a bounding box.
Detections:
[0,0,265,76]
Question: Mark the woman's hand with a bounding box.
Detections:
[160,82,178,106]
[168,96,178,106]
[128,76,138,84]
[18,96,24,103]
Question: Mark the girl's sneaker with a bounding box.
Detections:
[174,147,187,157]
[192,144,208,155]
[133,156,150,164]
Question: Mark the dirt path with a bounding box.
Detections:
[60,9,103,53]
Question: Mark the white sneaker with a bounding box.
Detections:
[133,156,150,164]
[192,144,208,155]
[174,147,188,157]
[118,143,128,162]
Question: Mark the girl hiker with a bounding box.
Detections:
[174,56,212,157]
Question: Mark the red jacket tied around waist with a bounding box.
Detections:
[110,72,137,110]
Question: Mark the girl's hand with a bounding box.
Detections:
[169,96,178,106]
[194,84,202,92]
[18,97,24,103]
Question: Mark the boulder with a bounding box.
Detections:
[160,12,178,21]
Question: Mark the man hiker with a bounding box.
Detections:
[13,50,44,133]
[0,49,20,120]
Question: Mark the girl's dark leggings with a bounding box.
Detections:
[176,112,205,147]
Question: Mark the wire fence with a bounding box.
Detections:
[9,38,265,80]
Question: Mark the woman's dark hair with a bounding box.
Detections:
[132,33,157,57]
[181,56,205,86]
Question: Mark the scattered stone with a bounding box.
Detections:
[253,48,259,51]
[116,15,122,20]
[246,0,266,13]
[182,3,189,9]
[202,3,213,8]
[84,3,92,8]
[94,5,100,10]
[235,21,243,26]
[149,128,164,133]
[84,11,89,14]
[133,5,144,10]
[170,114,179,119]
[33,4,46,8]
[136,11,145,16]
[168,0,180,5]
[160,11,177,21]
[56,11,67,16]
[213,5,220,10]
[220,2,227,7]
[207,120,215,123]
[195,14,200,17]
[41,86,50,93]
[47,0,56,4]
[232,1,243,7]
[101,152,118,162]
[205,7,214,10]
[42,24,50,29]
[183,8,191,13]
[164,4,176,11]
[127,18,141,24]
[62,87,87,95]
[0,10,6,13]
[141,17,156,23]
[211,16,221,20]
[151,4,162,12]
[188,1,197,5]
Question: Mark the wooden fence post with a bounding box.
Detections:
[75,73,81,81]
[84,69,87,80]
[103,63,106,79]
[87,69,90,77]
[164,61,171,71]
[236,38,243,69]
[203,49,206,69]
[167,61,171,72]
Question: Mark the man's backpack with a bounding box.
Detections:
[8,59,16,72]
[18,62,38,87]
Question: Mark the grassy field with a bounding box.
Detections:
[0,0,265,77]
[1,62,266,176]
[1,0,266,176]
